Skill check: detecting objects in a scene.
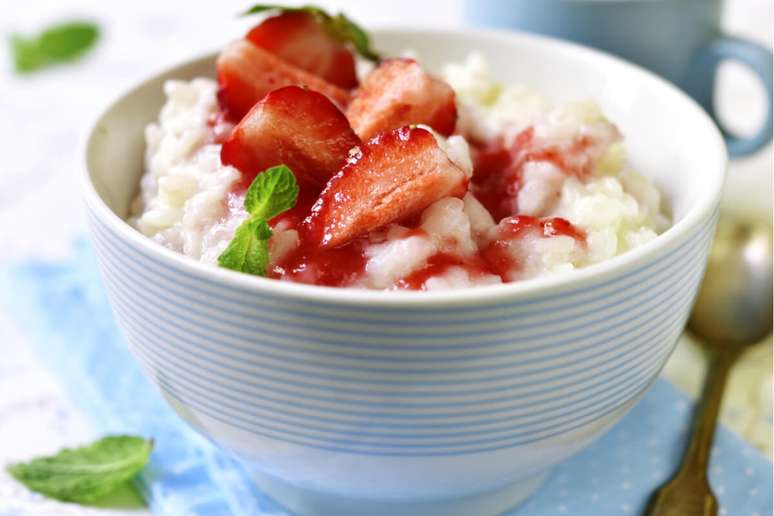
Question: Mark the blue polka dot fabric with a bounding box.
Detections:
[516,382,772,515]
[2,240,771,516]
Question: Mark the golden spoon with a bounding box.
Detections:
[645,218,773,516]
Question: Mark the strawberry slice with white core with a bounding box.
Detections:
[246,11,357,89]
[302,126,468,248]
[345,59,457,140]
[220,85,360,189]
[216,39,350,121]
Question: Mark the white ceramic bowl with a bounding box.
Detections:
[83,28,726,516]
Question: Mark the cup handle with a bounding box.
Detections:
[683,36,773,157]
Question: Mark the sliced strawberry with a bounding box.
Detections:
[221,86,360,188]
[246,11,357,89]
[216,39,350,121]
[345,59,457,140]
[302,126,468,248]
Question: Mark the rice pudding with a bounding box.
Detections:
[130,8,668,291]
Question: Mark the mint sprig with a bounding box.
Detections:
[244,164,301,218]
[242,4,380,61]
[10,21,100,74]
[218,165,299,276]
[218,218,273,274]
[7,435,153,504]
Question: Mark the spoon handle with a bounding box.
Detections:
[682,347,738,471]
[645,347,738,516]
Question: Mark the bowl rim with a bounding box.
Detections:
[82,26,727,307]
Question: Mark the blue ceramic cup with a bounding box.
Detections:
[465,0,773,156]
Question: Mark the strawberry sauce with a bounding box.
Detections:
[470,126,598,222]
[480,216,586,280]
[498,215,586,241]
[395,252,493,291]
[264,182,365,287]
[266,208,586,289]
[206,111,235,145]
[260,179,586,289]
[470,128,533,221]
[268,238,368,287]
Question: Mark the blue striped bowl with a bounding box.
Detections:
[83,29,726,516]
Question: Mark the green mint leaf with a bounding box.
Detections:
[10,35,48,73]
[218,165,299,276]
[10,21,100,74]
[7,435,152,504]
[241,4,380,62]
[241,4,314,16]
[218,218,272,276]
[330,13,379,62]
[244,165,299,220]
[38,22,100,60]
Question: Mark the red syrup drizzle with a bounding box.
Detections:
[470,126,597,222]
[268,237,368,287]
[498,215,587,240]
[206,110,235,145]
[267,186,369,287]
[395,252,494,291]
[480,215,587,280]
[521,135,596,177]
[262,196,585,290]
[470,129,531,222]
[258,195,585,289]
